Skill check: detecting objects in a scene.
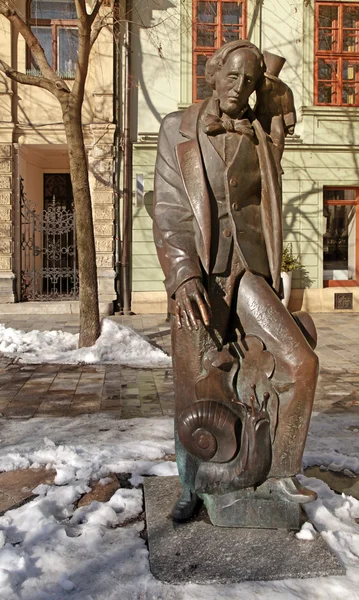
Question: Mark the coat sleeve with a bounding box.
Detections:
[153,114,203,298]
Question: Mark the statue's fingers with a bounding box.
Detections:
[175,302,182,330]
[194,293,210,327]
[202,288,212,316]
[182,305,192,331]
[184,296,197,330]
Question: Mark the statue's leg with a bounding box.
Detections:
[171,315,212,521]
[236,270,319,478]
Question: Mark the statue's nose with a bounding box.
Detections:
[233,75,245,93]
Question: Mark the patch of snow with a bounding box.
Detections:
[108,489,143,523]
[344,469,356,478]
[0,413,358,598]
[59,575,75,591]
[0,319,171,368]
[296,521,318,541]
[98,477,114,486]
[129,474,144,487]
[303,412,359,474]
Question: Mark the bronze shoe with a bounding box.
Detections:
[172,491,201,522]
[273,476,318,504]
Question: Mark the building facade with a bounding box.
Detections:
[0,0,117,314]
[1,0,359,314]
[130,0,359,313]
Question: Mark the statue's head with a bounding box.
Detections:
[205,40,264,118]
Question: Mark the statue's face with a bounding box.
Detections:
[213,49,262,118]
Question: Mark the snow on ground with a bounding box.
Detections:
[304,411,359,474]
[0,320,171,368]
[0,412,358,599]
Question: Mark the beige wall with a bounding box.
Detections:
[130,0,359,313]
[0,1,116,311]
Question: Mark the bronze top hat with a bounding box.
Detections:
[263,50,286,77]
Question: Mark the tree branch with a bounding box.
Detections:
[89,0,105,25]
[0,59,61,95]
[73,5,91,100]
[90,12,111,48]
[74,0,88,22]
[0,2,70,91]
[74,1,110,95]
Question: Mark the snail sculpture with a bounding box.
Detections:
[177,385,272,495]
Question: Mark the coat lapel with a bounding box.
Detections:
[252,119,282,293]
[176,102,211,274]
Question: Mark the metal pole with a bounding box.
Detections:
[121,1,133,315]
[113,0,123,311]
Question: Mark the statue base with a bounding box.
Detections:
[144,476,345,584]
[200,478,302,529]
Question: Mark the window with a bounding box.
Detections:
[193,0,246,102]
[315,2,359,105]
[323,187,359,285]
[27,0,78,79]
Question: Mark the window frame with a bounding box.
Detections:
[192,0,247,103]
[315,1,359,106]
[26,0,79,78]
[323,186,359,286]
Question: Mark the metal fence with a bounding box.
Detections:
[19,177,79,301]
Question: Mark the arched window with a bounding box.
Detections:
[27,0,78,78]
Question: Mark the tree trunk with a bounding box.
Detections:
[62,99,101,347]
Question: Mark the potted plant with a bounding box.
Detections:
[281,244,300,308]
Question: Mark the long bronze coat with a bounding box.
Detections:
[153,100,283,307]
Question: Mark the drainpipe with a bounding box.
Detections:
[121,0,133,315]
[113,0,122,310]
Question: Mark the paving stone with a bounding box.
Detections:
[0,467,56,514]
[36,407,70,417]
[144,476,345,584]
[77,475,119,507]
[101,401,122,411]
[305,467,359,496]
[0,312,358,420]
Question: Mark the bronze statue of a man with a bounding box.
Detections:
[153,40,319,528]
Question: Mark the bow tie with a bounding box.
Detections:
[202,113,255,139]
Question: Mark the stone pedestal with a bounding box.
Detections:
[144,476,345,584]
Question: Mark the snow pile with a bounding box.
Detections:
[0,417,175,599]
[0,319,171,368]
[296,521,318,541]
[304,412,359,474]
[0,480,147,599]
[299,474,359,566]
[0,414,359,598]
[0,416,177,479]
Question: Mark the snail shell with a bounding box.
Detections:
[177,400,239,463]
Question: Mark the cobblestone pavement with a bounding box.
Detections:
[0,312,359,419]
[0,315,173,420]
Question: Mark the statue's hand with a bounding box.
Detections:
[175,278,211,331]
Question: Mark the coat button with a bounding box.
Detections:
[232,202,239,211]
[223,228,232,238]
[229,177,238,187]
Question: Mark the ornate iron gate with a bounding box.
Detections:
[20,176,79,301]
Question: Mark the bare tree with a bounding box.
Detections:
[0,0,113,347]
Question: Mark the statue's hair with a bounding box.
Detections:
[205,40,265,88]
